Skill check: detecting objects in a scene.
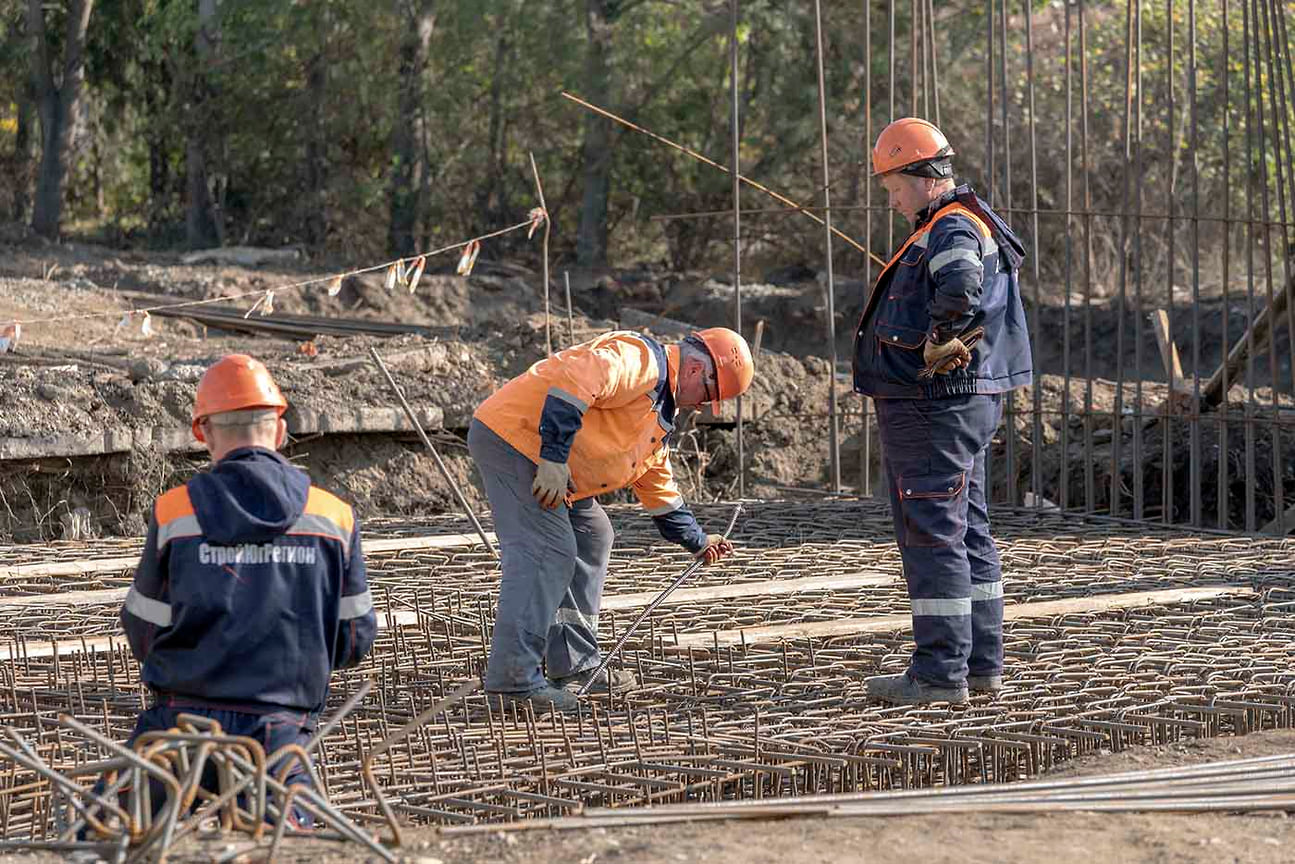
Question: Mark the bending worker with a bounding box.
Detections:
[853,118,1033,705]
[470,327,754,712]
[119,355,376,818]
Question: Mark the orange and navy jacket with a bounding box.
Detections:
[853,184,1033,399]
[474,331,708,552]
[121,447,376,714]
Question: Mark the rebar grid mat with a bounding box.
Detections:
[3,595,1294,837]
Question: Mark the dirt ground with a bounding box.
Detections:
[5,728,1291,864]
[1,236,1292,541]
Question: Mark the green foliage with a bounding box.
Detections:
[4,0,1292,284]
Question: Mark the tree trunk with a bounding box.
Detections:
[576,0,614,269]
[304,35,328,246]
[186,0,222,249]
[27,0,95,240]
[387,0,436,258]
[12,87,34,223]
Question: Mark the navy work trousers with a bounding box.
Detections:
[468,419,616,693]
[875,393,1004,687]
[91,702,315,829]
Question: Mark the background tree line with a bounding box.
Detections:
[1,0,1292,293]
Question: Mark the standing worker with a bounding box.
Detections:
[119,354,376,818]
[853,118,1033,705]
[470,328,754,712]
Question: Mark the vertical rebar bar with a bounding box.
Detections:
[927,0,941,127]
[813,0,842,492]
[1080,0,1096,514]
[911,0,920,116]
[1244,0,1258,532]
[1251,0,1284,531]
[1132,0,1145,523]
[889,0,897,251]
[1164,0,1177,525]
[863,0,874,498]
[731,0,744,500]
[1258,0,1295,534]
[1219,0,1232,531]
[1024,0,1042,512]
[564,271,575,347]
[999,0,1016,506]
[1061,0,1075,512]
[1109,0,1135,520]
[1189,0,1203,527]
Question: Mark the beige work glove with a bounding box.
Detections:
[697,534,735,566]
[922,336,972,376]
[532,459,574,510]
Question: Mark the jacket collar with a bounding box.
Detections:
[666,343,680,398]
[913,185,965,231]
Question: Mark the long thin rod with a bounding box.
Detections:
[560,92,886,268]
[576,505,742,697]
[730,0,744,499]
[813,0,842,493]
[529,152,552,357]
[368,348,497,557]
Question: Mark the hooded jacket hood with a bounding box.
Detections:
[186,447,310,544]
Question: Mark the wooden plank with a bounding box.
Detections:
[1201,274,1293,408]
[601,572,895,611]
[1150,309,1188,392]
[668,586,1255,648]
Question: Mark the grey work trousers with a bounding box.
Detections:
[467,420,615,693]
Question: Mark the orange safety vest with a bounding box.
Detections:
[473,331,687,514]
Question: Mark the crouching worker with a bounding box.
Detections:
[117,354,376,824]
[470,328,754,712]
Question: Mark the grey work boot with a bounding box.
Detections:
[968,674,1004,693]
[552,666,639,695]
[866,672,968,706]
[487,685,582,714]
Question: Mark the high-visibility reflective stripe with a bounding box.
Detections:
[547,387,589,414]
[554,607,598,632]
[928,247,983,275]
[972,582,1004,601]
[339,590,373,620]
[981,235,999,257]
[286,514,351,554]
[912,233,930,249]
[157,515,202,549]
[646,497,684,516]
[124,587,172,626]
[911,597,972,617]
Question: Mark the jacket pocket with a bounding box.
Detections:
[875,322,927,350]
[897,472,966,548]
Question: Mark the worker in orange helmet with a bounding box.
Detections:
[116,354,375,824]
[471,328,754,712]
[854,118,1033,706]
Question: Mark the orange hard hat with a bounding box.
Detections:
[191,354,288,441]
[692,327,754,403]
[871,117,955,177]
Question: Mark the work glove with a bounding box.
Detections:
[532,459,574,510]
[921,335,972,377]
[697,534,735,566]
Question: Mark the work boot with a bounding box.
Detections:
[552,666,639,695]
[487,685,582,715]
[866,671,968,706]
[968,674,1004,693]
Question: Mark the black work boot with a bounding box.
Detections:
[487,685,582,714]
[552,666,639,695]
[866,671,968,705]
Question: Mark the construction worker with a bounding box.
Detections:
[118,354,376,820]
[469,328,754,712]
[854,118,1033,705]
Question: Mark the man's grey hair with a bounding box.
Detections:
[205,408,280,429]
